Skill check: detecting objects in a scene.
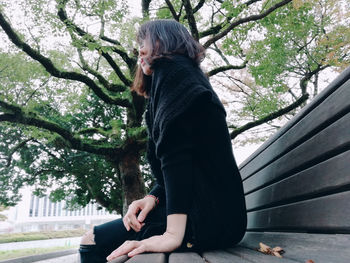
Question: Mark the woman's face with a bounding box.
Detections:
[139,39,153,76]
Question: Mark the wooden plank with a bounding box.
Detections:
[240,78,350,180]
[169,252,205,263]
[239,66,350,173]
[125,253,166,263]
[245,150,350,211]
[202,250,251,263]
[240,232,350,263]
[247,191,350,232]
[226,246,299,263]
[108,255,129,263]
[243,112,350,194]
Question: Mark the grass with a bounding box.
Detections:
[0,245,78,260]
[0,229,85,243]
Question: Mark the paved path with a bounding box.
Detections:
[0,237,80,251]
[34,253,79,263]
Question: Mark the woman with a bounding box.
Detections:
[79,19,247,263]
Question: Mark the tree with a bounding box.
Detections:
[0,0,349,214]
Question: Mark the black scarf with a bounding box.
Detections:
[145,55,226,157]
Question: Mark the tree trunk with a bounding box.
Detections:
[119,151,146,215]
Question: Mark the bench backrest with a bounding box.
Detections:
[239,67,350,233]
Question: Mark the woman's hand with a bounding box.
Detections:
[123,196,156,232]
[107,214,187,261]
[106,231,182,261]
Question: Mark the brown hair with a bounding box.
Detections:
[131,19,205,97]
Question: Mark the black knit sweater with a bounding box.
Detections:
[145,55,247,250]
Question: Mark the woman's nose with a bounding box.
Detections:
[139,47,146,56]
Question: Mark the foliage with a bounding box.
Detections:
[0,0,349,211]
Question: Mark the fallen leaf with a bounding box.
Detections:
[258,242,271,253]
[273,251,283,258]
[305,260,315,263]
[258,242,285,258]
[273,246,284,252]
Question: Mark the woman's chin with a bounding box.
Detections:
[142,67,153,76]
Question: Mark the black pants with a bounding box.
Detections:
[80,205,196,263]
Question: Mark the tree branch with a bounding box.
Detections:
[86,182,112,209]
[98,13,137,70]
[193,0,205,14]
[203,0,292,48]
[182,0,199,40]
[229,93,309,140]
[207,61,247,77]
[300,64,330,95]
[77,47,126,92]
[0,12,131,108]
[165,0,180,21]
[142,0,152,18]
[5,137,34,167]
[0,101,124,158]
[56,1,134,83]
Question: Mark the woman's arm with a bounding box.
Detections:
[106,214,187,261]
[107,116,195,261]
[164,213,187,246]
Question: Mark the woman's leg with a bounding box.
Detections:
[79,205,167,263]
[79,218,136,263]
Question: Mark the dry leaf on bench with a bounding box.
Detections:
[258,242,271,253]
[258,242,285,258]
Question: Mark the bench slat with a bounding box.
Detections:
[243,112,350,194]
[247,191,350,232]
[240,79,350,180]
[108,255,129,263]
[240,232,350,263]
[202,250,251,263]
[124,253,166,263]
[239,67,350,175]
[169,252,204,263]
[227,246,299,262]
[245,150,350,211]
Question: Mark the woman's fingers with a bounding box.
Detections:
[128,244,147,257]
[128,216,143,232]
[123,201,144,232]
[137,205,151,222]
[107,241,141,261]
[122,217,130,231]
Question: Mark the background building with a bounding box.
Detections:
[0,188,119,233]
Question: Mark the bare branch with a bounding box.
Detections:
[183,0,204,19]
[193,0,205,14]
[229,93,309,139]
[244,0,263,6]
[207,61,247,77]
[182,0,199,40]
[165,0,179,21]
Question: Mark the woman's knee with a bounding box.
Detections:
[80,230,96,245]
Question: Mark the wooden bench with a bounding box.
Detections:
[109,67,350,263]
